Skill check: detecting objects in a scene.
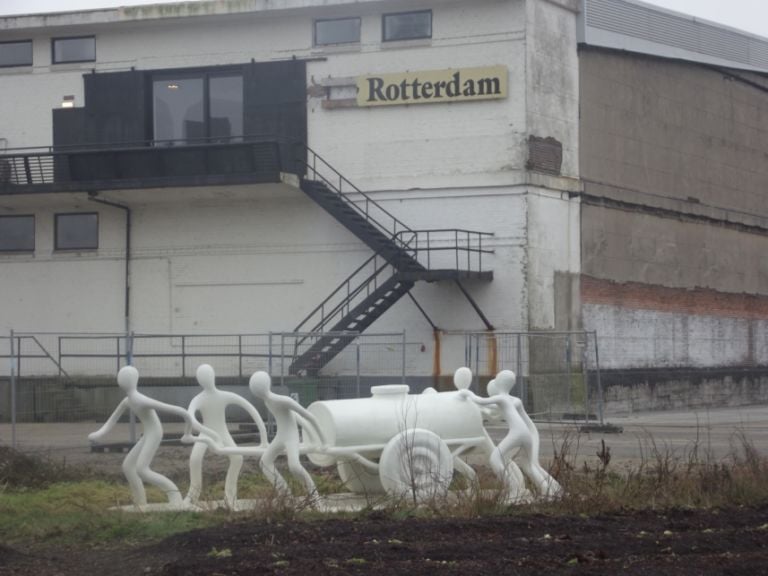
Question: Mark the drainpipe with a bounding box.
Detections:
[88,193,131,336]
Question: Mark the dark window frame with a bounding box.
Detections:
[54,212,99,251]
[382,10,432,42]
[51,35,96,64]
[151,68,244,144]
[313,17,362,46]
[0,214,35,253]
[0,40,33,68]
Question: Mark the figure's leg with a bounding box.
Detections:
[492,433,530,500]
[136,434,182,505]
[286,447,317,496]
[260,442,289,493]
[224,453,244,508]
[184,441,207,505]
[123,437,147,506]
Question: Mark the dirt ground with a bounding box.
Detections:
[2,505,767,575]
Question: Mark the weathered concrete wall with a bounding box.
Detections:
[600,368,768,415]
[579,47,768,392]
[580,47,768,225]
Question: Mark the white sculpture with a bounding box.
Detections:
[459,370,562,498]
[306,377,485,500]
[88,365,219,508]
[184,363,269,508]
[91,364,560,510]
[248,370,327,497]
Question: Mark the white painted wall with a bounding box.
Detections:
[584,304,768,369]
[0,0,583,377]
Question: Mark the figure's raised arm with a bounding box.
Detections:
[88,398,129,443]
[232,394,269,447]
[292,405,327,446]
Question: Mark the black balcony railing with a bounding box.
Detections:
[0,136,284,193]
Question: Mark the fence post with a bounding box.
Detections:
[566,333,573,416]
[582,332,590,425]
[355,336,361,398]
[401,330,406,385]
[268,332,273,375]
[127,331,136,444]
[280,333,285,387]
[181,335,186,378]
[593,331,604,426]
[10,329,17,449]
[517,333,524,408]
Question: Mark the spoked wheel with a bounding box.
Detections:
[379,428,453,500]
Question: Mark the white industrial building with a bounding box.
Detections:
[1,0,767,413]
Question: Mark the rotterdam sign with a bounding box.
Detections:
[356,66,508,107]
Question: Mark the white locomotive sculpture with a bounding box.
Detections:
[90,365,561,509]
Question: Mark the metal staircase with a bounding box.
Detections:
[288,147,494,376]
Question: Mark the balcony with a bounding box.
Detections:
[0,137,287,194]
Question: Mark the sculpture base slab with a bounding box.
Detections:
[109,488,537,513]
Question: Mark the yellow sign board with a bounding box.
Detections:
[356,66,508,107]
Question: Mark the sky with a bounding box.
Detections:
[0,0,767,40]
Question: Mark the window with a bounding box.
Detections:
[0,215,35,252]
[314,17,361,45]
[153,72,243,145]
[55,213,98,250]
[0,40,33,68]
[52,36,96,64]
[383,10,432,42]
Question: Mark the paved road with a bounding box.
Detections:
[2,404,767,474]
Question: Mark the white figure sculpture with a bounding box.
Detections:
[184,364,269,508]
[452,367,527,498]
[248,371,327,497]
[460,370,561,498]
[88,365,219,508]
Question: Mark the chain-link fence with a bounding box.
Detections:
[1,329,603,453]
[462,331,603,425]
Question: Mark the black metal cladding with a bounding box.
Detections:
[244,59,307,173]
[42,60,307,190]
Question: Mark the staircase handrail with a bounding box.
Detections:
[292,253,395,335]
[394,228,495,273]
[297,145,416,253]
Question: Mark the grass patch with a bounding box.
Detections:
[0,479,226,546]
[1,429,766,547]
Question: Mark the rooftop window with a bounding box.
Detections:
[0,40,33,68]
[314,17,361,46]
[52,36,96,64]
[383,10,432,42]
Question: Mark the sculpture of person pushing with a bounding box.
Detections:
[248,370,327,497]
[88,365,219,508]
[184,363,269,508]
[460,369,561,498]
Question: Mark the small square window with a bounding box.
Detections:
[52,36,96,64]
[55,213,98,250]
[0,215,35,252]
[0,40,33,68]
[314,17,361,46]
[383,10,432,42]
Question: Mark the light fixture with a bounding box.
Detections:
[167,83,179,90]
[61,95,75,108]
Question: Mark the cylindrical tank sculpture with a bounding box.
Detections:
[306,384,488,496]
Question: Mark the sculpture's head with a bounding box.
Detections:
[249,370,271,399]
[494,370,516,394]
[196,363,215,391]
[453,366,473,390]
[117,365,139,392]
[487,378,498,396]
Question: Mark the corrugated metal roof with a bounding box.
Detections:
[579,0,768,73]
